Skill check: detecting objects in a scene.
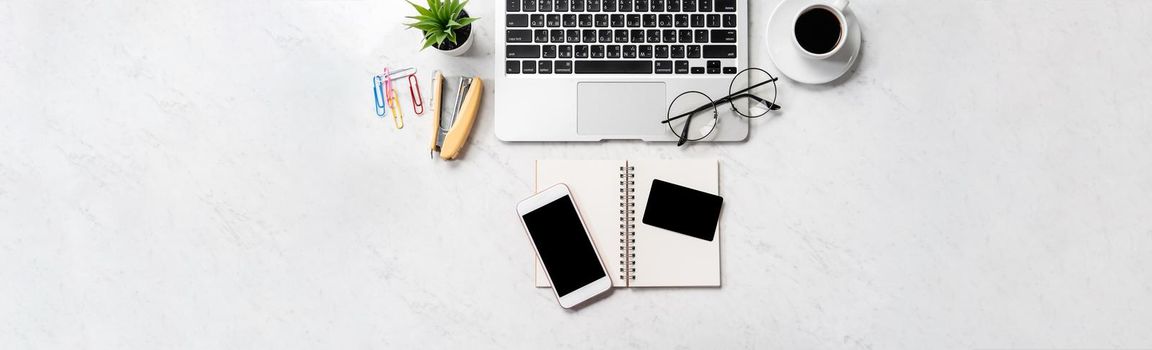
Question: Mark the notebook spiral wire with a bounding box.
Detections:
[618,165,636,281]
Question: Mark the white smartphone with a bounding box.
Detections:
[516,184,612,308]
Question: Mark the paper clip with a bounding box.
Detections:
[408,74,425,116]
[382,68,404,129]
[373,76,388,117]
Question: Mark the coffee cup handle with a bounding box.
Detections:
[831,0,849,11]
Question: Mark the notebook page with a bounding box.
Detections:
[629,159,721,287]
[533,160,629,288]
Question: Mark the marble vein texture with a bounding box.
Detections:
[2,1,1152,349]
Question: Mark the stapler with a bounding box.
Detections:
[430,71,483,160]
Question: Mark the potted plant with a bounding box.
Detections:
[404,0,478,56]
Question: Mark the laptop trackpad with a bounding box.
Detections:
[577,82,666,136]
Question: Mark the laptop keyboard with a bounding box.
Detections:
[505,0,740,75]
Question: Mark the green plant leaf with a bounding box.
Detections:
[406,1,433,17]
[456,16,478,27]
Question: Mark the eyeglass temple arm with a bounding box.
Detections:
[661,78,781,124]
[677,107,694,146]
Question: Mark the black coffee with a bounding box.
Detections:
[794,7,842,55]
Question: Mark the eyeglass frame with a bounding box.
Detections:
[661,68,782,146]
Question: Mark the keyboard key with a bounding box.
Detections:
[541,0,554,11]
[507,60,521,74]
[655,45,669,58]
[667,0,681,12]
[687,45,701,58]
[611,14,626,27]
[615,29,630,42]
[567,29,581,42]
[557,0,570,11]
[588,0,602,11]
[551,29,566,42]
[635,0,649,12]
[723,14,736,27]
[655,60,674,74]
[591,45,605,58]
[575,60,653,74]
[627,14,641,27]
[607,45,621,58]
[599,29,613,42]
[679,30,693,43]
[711,29,736,43]
[556,60,574,73]
[539,61,553,74]
[595,14,609,27]
[695,29,709,43]
[707,60,720,68]
[508,14,530,27]
[692,66,705,74]
[671,45,685,58]
[703,44,736,58]
[572,0,585,11]
[547,14,561,27]
[683,0,696,12]
[563,14,578,27]
[524,0,538,11]
[509,0,522,12]
[675,14,689,27]
[544,45,558,57]
[675,60,689,74]
[560,45,574,57]
[531,14,545,27]
[507,45,542,58]
[723,66,737,74]
[523,61,537,74]
[647,29,662,43]
[698,0,712,12]
[707,14,721,27]
[579,14,593,27]
[619,0,633,11]
[535,29,550,42]
[507,30,533,43]
[715,0,736,12]
[583,30,597,43]
[623,45,637,58]
[691,14,705,27]
[643,14,657,27]
[651,0,665,12]
[575,45,589,58]
[603,0,617,11]
[708,66,720,74]
[658,15,673,27]
[631,29,646,43]
[639,45,653,58]
[663,29,677,43]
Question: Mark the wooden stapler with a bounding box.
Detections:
[430,72,483,160]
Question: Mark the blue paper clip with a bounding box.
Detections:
[373,75,388,117]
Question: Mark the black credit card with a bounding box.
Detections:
[641,179,723,241]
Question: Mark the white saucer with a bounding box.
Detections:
[766,0,862,84]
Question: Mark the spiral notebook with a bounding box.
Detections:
[533,160,721,287]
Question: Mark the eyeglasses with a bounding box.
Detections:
[661,68,782,146]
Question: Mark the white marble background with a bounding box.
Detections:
[3,0,1152,348]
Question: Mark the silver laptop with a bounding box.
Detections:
[496,0,750,142]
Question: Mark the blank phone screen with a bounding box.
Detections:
[522,195,606,297]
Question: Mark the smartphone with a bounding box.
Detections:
[516,184,612,308]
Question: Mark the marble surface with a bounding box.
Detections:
[3,1,1152,348]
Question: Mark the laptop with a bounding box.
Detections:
[496,0,750,142]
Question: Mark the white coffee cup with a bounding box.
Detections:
[793,0,850,59]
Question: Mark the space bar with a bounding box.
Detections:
[574,61,653,74]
